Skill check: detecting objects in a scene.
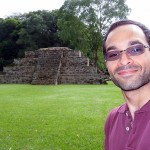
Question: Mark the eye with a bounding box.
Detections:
[107,51,119,58]
[106,51,120,61]
[128,45,144,55]
[132,47,141,52]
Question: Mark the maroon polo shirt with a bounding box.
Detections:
[105,100,150,150]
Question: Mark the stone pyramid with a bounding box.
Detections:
[0,47,104,84]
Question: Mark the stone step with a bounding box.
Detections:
[37,59,61,65]
[35,65,59,72]
[37,51,62,58]
[25,51,38,58]
[60,66,97,74]
[63,50,83,57]
[3,66,35,74]
[58,74,100,84]
[4,72,34,76]
[31,79,56,85]
[61,57,89,66]
[13,58,37,66]
[32,72,57,78]
[0,75,32,83]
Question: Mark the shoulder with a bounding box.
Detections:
[107,103,126,120]
[105,104,126,132]
[105,107,119,126]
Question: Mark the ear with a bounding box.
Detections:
[105,61,110,75]
[105,60,108,69]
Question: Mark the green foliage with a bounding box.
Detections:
[58,11,90,53]
[17,10,63,51]
[97,49,106,72]
[0,18,22,68]
[0,0,131,72]
[0,82,123,149]
[0,10,64,70]
[58,0,130,70]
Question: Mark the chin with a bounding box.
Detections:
[116,81,148,91]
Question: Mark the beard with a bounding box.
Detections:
[109,65,150,91]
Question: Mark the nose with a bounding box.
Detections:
[118,51,133,66]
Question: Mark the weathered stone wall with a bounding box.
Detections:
[0,47,104,84]
[58,50,101,84]
[31,49,64,85]
[0,56,37,83]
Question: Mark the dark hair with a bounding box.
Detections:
[103,19,150,57]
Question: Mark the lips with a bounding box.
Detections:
[117,69,138,76]
[114,65,140,77]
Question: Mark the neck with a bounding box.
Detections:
[122,82,150,119]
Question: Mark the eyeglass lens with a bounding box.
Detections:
[106,44,145,61]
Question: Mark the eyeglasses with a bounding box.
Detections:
[105,44,150,61]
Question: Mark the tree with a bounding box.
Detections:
[0,18,22,69]
[17,10,63,52]
[0,10,64,70]
[57,11,91,53]
[58,0,131,71]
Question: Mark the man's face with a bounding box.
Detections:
[105,24,150,91]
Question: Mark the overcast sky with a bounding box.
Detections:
[0,0,150,28]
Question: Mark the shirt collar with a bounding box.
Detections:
[138,100,150,112]
[118,103,128,113]
[118,100,150,114]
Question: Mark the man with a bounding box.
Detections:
[103,19,150,150]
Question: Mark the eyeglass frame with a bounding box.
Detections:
[105,44,150,61]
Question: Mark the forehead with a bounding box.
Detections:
[105,24,147,49]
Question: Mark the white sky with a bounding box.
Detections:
[0,0,65,17]
[126,0,150,28]
[0,0,150,28]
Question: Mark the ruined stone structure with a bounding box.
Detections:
[0,47,105,84]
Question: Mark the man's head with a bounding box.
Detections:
[103,20,150,91]
[103,20,150,57]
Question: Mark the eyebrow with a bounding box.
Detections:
[129,40,143,46]
[106,40,143,52]
[106,46,117,52]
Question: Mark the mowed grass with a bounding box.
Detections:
[0,82,123,150]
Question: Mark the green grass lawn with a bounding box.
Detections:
[0,82,123,150]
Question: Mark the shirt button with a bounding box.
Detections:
[126,127,130,131]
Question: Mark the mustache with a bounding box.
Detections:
[114,65,141,74]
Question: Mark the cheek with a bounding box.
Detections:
[106,62,116,74]
[146,53,150,65]
[142,59,150,71]
[134,53,150,69]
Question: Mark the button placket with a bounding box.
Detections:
[126,126,130,131]
[125,111,132,132]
